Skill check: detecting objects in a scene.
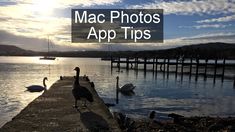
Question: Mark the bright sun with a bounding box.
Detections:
[32,0,57,16]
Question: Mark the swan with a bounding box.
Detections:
[26,77,48,92]
[72,67,94,109]
[116,76,135,94]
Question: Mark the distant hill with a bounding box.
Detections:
[168,42,235,59]
[179,42,235,50]
[0,45,34,56]
[135,42,235,59]
[1,42,235,59]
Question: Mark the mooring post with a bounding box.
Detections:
[204,58,208,80]
[135,57,138,70]
[189,57,192,79]
[137,57,139,70]
[221,58,225,82]
[117,57,120,69]
[155,58,158,73]
[111,56,113,69]
[195,58,199,81]
[167,58,170,78]
[233,76,235,88]
[175,57,179,78]
[134,57,137,69]
[181,58,184,77]
[163,58,166,74]
[116,86,119,104]
[144,57,147,72]
[213,58,218,83]
[152,58,155,71]
[126,57,129,70]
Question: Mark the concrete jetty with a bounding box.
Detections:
[1,77,120,132]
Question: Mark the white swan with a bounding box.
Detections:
[116,76,135,94]
[26,77,48,92]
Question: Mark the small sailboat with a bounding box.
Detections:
[40,37,56,60]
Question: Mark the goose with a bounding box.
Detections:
[72,67,94,109]
[116,76,135,94]
[26,77,48,92]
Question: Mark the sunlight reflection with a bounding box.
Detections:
[37,59,57,65]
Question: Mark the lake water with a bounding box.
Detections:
[0,56,235,127]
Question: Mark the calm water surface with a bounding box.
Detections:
[0,56,235,127]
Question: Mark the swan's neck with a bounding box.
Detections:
[43,79,47,88]
[76,70,80,85]
[116,78,119,89]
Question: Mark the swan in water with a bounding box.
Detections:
[26,77,48,92]
[116,76,135,94]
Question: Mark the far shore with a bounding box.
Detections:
[1,42,235,59]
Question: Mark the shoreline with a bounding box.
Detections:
[113,112,235,131]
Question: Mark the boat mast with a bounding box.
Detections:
[48,36,50,54]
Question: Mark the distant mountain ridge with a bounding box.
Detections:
[135,42,235,59]
[0,42,235,59]
[176,42,235,50]
[0,45,34,55]
[170,42,235,58]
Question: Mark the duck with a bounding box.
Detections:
[72,67,94,109]
[26,77,48,92]
[116,76,135,94]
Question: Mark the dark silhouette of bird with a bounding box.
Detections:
[83,74,90,81]
[72,67,94,109]
[26,77,48,92]
[148,111,163,127]
[149,111,156,120]
[168,113,184,124]
[116,76,135,95]
[90,82,95,88]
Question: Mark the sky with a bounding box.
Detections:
[0,0,235,51]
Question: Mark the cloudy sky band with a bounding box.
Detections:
[0,0,234,51]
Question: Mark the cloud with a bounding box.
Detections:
[0,29,102,51]
[197,14,235,23]
[143,32,235,50]
[129,0,235,15]
[0,0,122,51]
[181,32,235,40]
[179,24,232,29]
[1,29,235,51]
[1,0,235,51]
[11,0,121,8]
[0,30,51,51]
